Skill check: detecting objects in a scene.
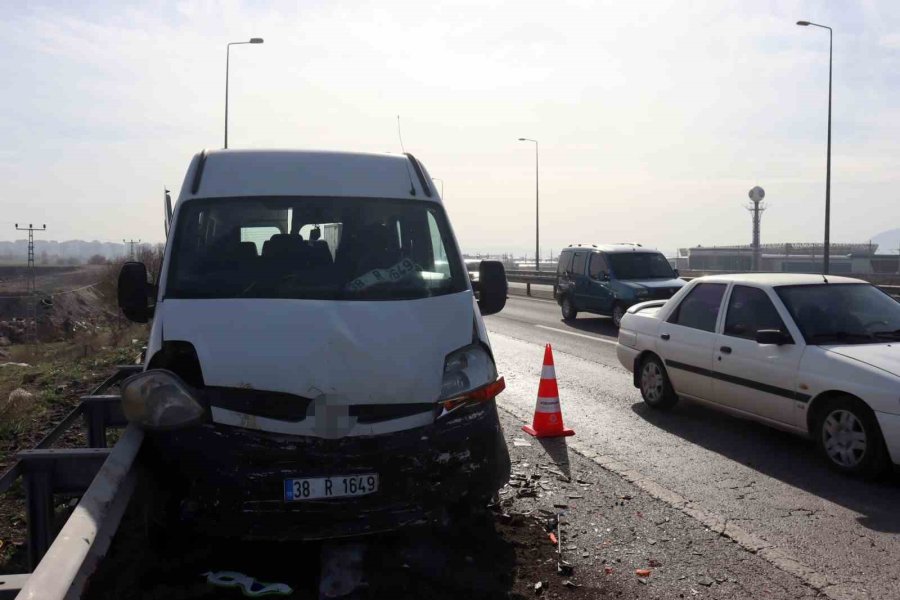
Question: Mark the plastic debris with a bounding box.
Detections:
[534,581,545,594]
[635,569,651,577]
[513,438,533,447]
[203,571,293,597]
[548,532,558,545]
[557,561,574,576]
[562,580,581,588]
[604,566,614,575]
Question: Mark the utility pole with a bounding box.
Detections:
[14,223,46,342]
[747,187,766,272]
[123,239,141,260]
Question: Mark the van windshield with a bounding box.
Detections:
[166,197,467,301]
[607,252,675,280]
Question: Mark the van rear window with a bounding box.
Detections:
[166,197,467,301]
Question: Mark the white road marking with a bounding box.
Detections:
[535,324,618,345]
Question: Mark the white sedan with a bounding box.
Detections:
[617,273,900,477]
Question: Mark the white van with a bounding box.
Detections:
[117,149,510,538]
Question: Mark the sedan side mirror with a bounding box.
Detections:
[477,260,507,316]
[118,262,154,323]
[755,329,793,345]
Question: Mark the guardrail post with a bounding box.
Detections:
[526,282,532,296]
[84,402,107,449]
[24,467,54,570]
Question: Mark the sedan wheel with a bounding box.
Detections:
[822,410,867,469]
[639,355,678,410]
[816,397,888,478]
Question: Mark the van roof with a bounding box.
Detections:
[561,244,658,254]
[180,149,439,202]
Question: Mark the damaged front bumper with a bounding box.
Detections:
[144,400,511,540]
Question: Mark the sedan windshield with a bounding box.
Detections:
[166,197,466,301]
[776,283,900,345]
[607,252,675,280]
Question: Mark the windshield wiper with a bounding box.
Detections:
[808,331,874,344]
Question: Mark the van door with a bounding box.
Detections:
[713,285,804,426]
[657,282,727,400]
[570,251,590,308]
[555,252,575,299]
[586,253,614,313]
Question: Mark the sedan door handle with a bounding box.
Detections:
[660,334,670,341]
[720,346,732,354]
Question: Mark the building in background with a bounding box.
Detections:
[674,242,900,275]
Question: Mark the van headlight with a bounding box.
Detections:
[121,369,205,430]
[438,344,505,415]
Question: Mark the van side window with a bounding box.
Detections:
[667,283,727,333]
[724,285,788,340]
[589,254,609,279]
[571,252,587,276]
[557,253,573,276]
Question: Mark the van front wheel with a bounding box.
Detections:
[561,296,578,321]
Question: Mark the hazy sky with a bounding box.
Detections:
[2,0,899,257]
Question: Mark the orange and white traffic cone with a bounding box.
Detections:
[522,344,575,438]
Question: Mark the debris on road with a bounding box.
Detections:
[204,571,293,597]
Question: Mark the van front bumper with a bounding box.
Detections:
[144,400,511,540]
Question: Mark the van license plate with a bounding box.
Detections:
[284,474,379,501]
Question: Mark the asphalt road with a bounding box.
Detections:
[486,296,900,600]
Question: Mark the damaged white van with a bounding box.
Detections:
[117,149,510,539]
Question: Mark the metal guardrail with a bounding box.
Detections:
[0,364,142,599]
[505,269,900,300]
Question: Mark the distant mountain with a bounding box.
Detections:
[871,229,900,254]
[0,240,130,264]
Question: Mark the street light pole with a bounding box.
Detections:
[225,37,264,149]
[518,138,539,271]
[797,20,832,274]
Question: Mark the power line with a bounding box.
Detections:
[14,223,47,342]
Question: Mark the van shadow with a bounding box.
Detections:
[630,400,900,533]
[559,316,619,339]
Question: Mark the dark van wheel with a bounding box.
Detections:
[638,355,678,410]
[612,303,626,328]
[561,296,578,321]
[815,396,888,479]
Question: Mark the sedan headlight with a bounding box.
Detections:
[121,369,205,430]
[438,344,505,415]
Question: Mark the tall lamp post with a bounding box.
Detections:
[225,37,264,149]
[797,20,832,274]
[431,177,444,198]
[518,138,540,270]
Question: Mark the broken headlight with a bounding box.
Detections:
[438,344,505,415]
[121,369,205,430]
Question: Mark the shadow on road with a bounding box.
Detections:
[630,399,900,533]
[536,436,572,479]
[559,316,619,338]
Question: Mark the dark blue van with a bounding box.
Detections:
[554,244,685,327]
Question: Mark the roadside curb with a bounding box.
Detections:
[498,404,843,599]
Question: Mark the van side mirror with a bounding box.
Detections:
[118,262,154,323]
[477,261,507,316]
[755,329,792,345]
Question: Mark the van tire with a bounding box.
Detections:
[813,395,888,479]
[638,355,678,410]
[561,296,578,321]
[612,303,626,328]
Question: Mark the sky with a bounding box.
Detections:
[1,0,899,258]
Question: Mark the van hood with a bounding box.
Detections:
[157,292,477,434]
[825,343,900,378]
